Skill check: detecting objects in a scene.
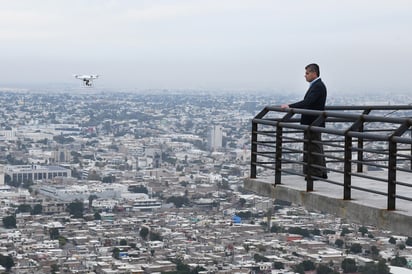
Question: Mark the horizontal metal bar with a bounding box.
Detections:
[254,118,412,144]
[350,159,388,170]
[254,161,275,165]
[349,185,387,196]
[252,162,276,170]
[395,180,412,188]
[280,158,303,165]
[396,153,412,159]
[352,147,388,155]
[324,105,412,111]
[274,107,412,124]
[254,151,276,154]
[394,194,412,202]
[396,167,412,173]
[254,141,276,144]
[350,172,388,183]
[281,169,304,177]
[253,143,277,149]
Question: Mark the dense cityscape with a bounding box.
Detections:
[0,90,411,274]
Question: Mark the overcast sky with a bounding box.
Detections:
[1,0,411,94]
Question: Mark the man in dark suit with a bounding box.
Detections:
[281,63,327,179]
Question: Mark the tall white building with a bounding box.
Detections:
[0,165,4,185]
[208,125,223,151]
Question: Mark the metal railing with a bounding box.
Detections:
[250,105,412,210]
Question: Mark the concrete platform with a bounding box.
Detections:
[244,171,412,236]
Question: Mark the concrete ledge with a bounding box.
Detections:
[244,177,412,236]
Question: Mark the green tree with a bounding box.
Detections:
[102,175,116,183]
[94,212,101,220]
[293,264,305,274]
[88,194,98,209]
[390,256,407,267]
[358,226,368,236]
[370,245,380,259]
[288,227,310,237]
[342,258,357,273]
[301,260,315,271]
[360,259,390,274]
[4,174,11,185]
[350,243,362,254]
[253,253,269,262]
[31,204,43,215]
[173,258,190,272]
[166,196,190,208]
[317,264,335,274]
[311,228,321,236]
[273,261,284,269]
[87,170,101,181]
[149,231,163,241]
[58,236,67,247]
[49,228,60,240]
[139,226,149,240]
[0,254,15,271]
[323,229,336,235]
[53,135,74,144]
[293,260,315,274]
[341,227,351,236]
[271,224,282,233]
[335,239,344,248]
[128,185,148,194]
[112,247,120,259]
[405,237,412,246]
[51,263,59,274]
[2,215,17,229]
[17,204,32,213]
[236,211,252,219]
[388,237,397,245]
[67,200,84,218]
[397,243,406,250]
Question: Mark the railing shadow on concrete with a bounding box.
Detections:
[251,105,412,211]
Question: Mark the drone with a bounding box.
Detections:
[74,74,99,87]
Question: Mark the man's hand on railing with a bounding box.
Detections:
[281,104,289,109]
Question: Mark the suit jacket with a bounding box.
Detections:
[289,78,327,126]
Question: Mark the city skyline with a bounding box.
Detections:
[0,1,411,95]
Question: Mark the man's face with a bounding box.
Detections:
[305,69,317,82]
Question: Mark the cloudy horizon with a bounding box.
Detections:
[1,0,411,95]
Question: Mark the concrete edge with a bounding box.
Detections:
[244,178,412,236]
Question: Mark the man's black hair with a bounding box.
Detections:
[305,63,320,77]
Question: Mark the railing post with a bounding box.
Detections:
[357,109,371,173]
[344,136,352,200]
[388,141,397,210]
[357,122,364,173]
[250,121,258,179]
[305,129,313,192]
[275,126,282,185]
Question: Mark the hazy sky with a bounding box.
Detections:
[1,0,411,93]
